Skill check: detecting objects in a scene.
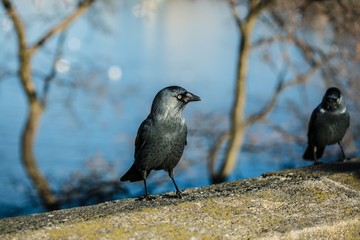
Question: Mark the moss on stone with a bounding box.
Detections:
[329,173,360,191]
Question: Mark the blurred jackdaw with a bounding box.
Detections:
[303,87,350,165]
[120,86,201,199]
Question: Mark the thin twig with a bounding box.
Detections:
[42,31,68,107]
[28,0,95,55]
[246,66,287,125]
[229,0,243,31]
[207,131,229,177]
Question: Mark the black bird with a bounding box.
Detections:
[120,86,201,199]
[303,87,350,165]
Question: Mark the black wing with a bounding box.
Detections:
[120,118,152,182]
[307,105,321,139]
[134,118,152,158]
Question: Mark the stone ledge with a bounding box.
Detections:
[1,159,360,239]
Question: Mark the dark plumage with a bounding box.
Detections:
[303,87,350,165]
[120,86,201,199]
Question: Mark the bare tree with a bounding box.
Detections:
[209,0,276,183]
[1,0,96,210]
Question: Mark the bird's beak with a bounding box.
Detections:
[325,96,338,110]
[184,92,201,102]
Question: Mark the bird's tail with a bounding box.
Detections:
[120,164,147,182]
[303,146,325,161]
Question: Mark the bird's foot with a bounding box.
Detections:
[176,190,183,199]
[137,195,156,201]
[314,161,323,166]
[176,190,182,199]
[161,191,183,199]
[339,157,350,162]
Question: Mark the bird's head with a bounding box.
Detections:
[151,86,201,117]
[321,87,344,111]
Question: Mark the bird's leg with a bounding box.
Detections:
[138,172,155,201]
[138,179,155,200]
[313,146,321,165]
[137,179,149,200]
[168,171,182,198]
[338,141,347,161]
[143,179,149,198]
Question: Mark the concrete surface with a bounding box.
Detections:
[1,159,360,239]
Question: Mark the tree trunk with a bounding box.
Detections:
[21,101,59,210]
[211,0,271,183]
[211,26,250,183]
[2,0,96,211]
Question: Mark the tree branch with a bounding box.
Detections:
[28,0,95,55]
[246,47,332,126]
[247,0,274,21]
[42,31,68,106]
[2,0,37,102]
[2,0,25,50]
[246,67,287,125]
[288,33,339,86]
[207,131,229,177]
[229,0,275,34]
[266,120,306,146]
[229,0,244,32]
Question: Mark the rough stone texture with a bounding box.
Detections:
[1,159,360,239]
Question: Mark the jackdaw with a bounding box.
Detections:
[120,86,201,199]
[303,87,350,165]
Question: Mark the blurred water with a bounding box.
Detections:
[0,0,320,218]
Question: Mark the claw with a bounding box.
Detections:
[137,195,156,201]
[176,190,182,199]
